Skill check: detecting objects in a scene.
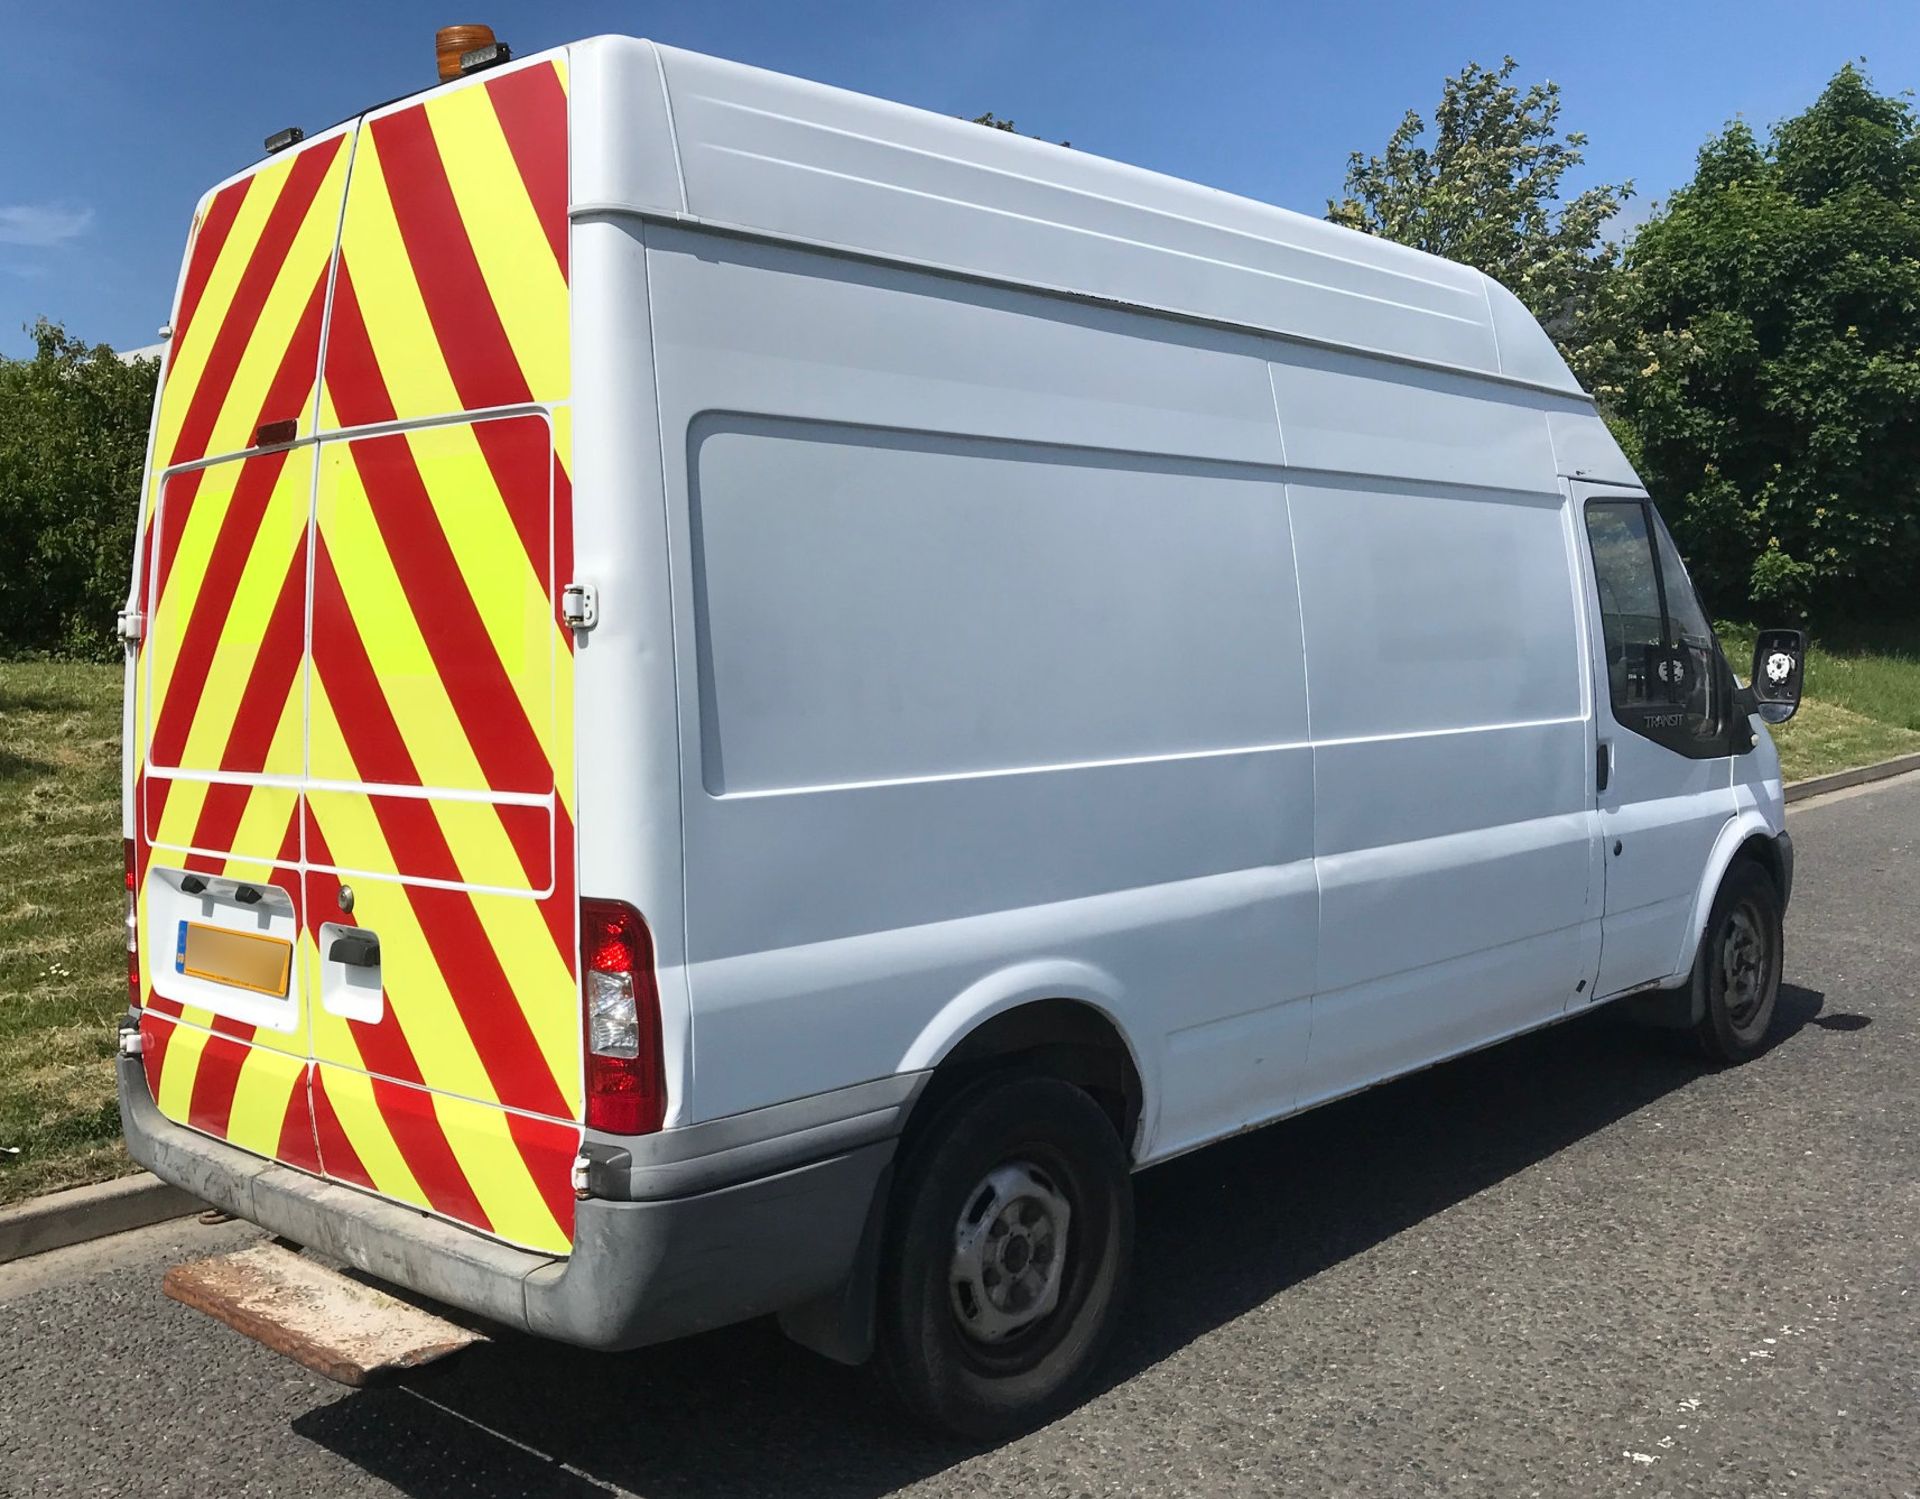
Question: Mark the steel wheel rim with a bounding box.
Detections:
[1720,899,1769,1030]
[949,1160,1072,1346]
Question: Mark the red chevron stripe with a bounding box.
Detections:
[310,538,570,1120]
[277,1069,323,1175]
[138,1012,175,1100]
[504,1108,577,1243]
[367,104,531,414]
[169,176,253,373]
[485,64,569,282]
[311,1068,375,1191]
[167,136,342,467]
[186,1029,251,1138]
[370,1076,493,1232]
[316,258,387,431]
[147,275,326,773]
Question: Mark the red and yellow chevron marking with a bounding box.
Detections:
[154,131,353,470]
[320,59,568,429]
[131,57,579,1256]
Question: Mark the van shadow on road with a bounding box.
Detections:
[293,984,1830,1499]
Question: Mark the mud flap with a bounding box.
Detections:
[163,1242,485,1386]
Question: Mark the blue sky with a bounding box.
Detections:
[2,1,1913,357]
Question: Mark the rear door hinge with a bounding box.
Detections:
[560,582,598,632]
[116,606,144,644]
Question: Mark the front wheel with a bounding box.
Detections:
[876,1075,1133,1439]
[1692,860,1785,1064]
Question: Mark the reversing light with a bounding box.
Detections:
[264,126,305,155]
[580,899,666,1135]
[123,838,140,1010]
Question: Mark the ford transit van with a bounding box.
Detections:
[117,34,1804,1436]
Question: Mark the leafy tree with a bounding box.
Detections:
[1328,57,1630,353]
[1583,65,1920,619]
[970,112,1070,149]
[0,321,156,659]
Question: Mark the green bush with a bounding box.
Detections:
[1581,65,1920,624]
[0,321,157,660]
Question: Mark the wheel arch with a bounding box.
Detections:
[898,961,1151,1161]
[1679,811,1784,986]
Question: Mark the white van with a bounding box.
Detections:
[119,32,1804,1436]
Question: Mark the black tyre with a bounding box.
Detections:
[876,1075,1133,1439]
[1691,860,1784,1064]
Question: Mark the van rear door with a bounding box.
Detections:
[301,58,580,1255]
[134,129,354,1177]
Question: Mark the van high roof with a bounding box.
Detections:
[567,36,1584,398]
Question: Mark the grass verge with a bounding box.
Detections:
[1719,624,1920,782]
[0,661,130,1205]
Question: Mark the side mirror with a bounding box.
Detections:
[1749,628,1805,724]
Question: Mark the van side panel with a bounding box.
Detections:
[1276,355,1596,1105]
[648,229,1319,1150]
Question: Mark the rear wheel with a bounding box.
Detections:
[1692,860,1784,1064]
[876,1075,1132,1439]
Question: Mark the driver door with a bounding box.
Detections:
[1578,488,1738,998]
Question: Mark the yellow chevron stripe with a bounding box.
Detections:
[224,1045,305,1155]
[430,1089,567,1253]
[154,1016,213,1124]
[171,458,310,776]
[427,82,569,405]
[149,776,210,853]
[318,1064,426,1206]
[152,172,294,467]
[332,128,463,423]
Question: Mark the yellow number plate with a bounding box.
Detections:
[174,921,292,998]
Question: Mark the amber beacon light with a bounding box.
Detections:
[436,24,497,81]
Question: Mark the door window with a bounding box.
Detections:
[1584,499,1730,757]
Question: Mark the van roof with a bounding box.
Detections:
[570,36,1587,399]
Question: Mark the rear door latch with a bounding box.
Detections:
[560,582,597,632]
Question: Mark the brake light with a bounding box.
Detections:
[580,898,665,1135]
[124,838,140,1009]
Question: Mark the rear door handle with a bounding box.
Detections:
[328,933,380,968]
[1596,740,1612,794]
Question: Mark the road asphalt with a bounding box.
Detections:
[3,774,1916,1497]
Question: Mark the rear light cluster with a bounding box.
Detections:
[123,837,140,1009]
[580,898,666,1135]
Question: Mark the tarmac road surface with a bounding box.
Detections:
[3,774,1917,1497]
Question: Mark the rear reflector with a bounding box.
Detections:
[580,899,665,1135]
[124,838,139,1009]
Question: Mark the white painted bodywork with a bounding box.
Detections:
[559,38,1786,1159]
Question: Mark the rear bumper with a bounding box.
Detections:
[117,1052,899,1351]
